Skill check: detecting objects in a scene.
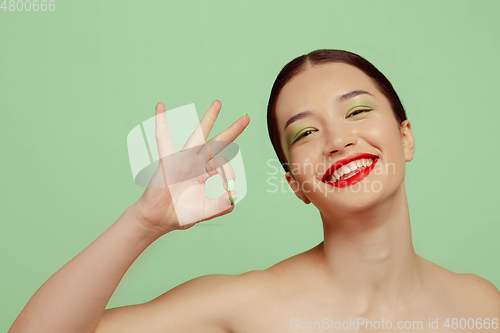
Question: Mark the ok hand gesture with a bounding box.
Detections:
[131,100,249,236]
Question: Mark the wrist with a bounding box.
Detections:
[123,204,171,242]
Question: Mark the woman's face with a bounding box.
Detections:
[275,62,415,215]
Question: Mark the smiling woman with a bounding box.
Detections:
[264,49,500,329]
[8,49,500,333]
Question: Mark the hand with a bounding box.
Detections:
[131,100,249,235]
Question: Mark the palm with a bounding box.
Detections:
[161,151,213,225]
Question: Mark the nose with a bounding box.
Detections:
[322,121,357,157]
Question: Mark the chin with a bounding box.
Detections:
[317,185,384,214]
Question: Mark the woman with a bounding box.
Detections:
[9,49,500,333]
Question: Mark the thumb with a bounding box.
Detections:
[203,190,237,220]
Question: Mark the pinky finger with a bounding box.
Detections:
[155,102,176,158]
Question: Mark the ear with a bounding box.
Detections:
[400,120,415,162]
[285,172,311,204]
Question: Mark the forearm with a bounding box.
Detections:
[9,205,163,333]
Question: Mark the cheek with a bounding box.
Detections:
[361,119,405,179]
[369,121,407,180]
[288,148,318,181]
[364,119,403,155]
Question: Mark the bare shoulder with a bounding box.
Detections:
[265,243,322,276]
[94,245,328,333]
[149,270,277,323]
[456,273,500,315]
[95,271,275,333]
[419,257,500,317]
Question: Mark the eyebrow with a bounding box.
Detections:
[283,90,374,131]
[283,110,314,132]
[337,89,374,102]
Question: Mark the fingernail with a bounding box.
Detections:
[229,194,238,205]
[226,179,235,192]
[155,101,160,111]
[240,113,247,119]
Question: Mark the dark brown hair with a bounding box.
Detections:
[267,49,407,173]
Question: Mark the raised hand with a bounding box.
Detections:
[131,100,249,235]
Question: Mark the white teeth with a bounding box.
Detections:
[341,165,351,174]
[324,158,376,183]
[349,161,359,170]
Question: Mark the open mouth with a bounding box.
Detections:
[321,153,379,188]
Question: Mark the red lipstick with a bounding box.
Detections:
[322,153,378,188]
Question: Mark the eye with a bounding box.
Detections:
[293,129,316,143]
[348,109,372,118]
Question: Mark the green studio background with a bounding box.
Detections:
[1,0,499,330]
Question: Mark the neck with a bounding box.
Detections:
[315,182,423,310]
